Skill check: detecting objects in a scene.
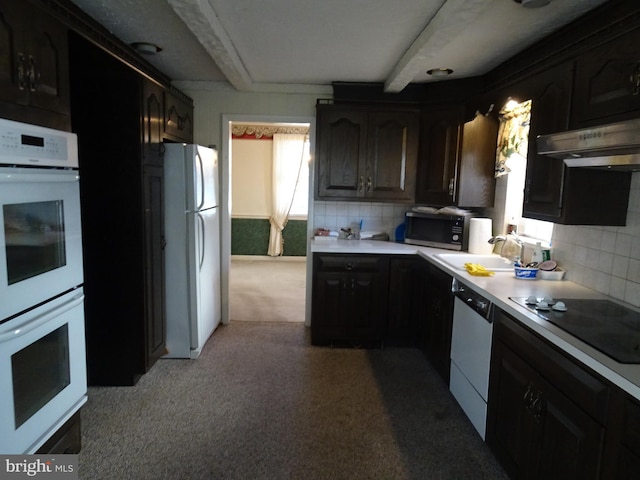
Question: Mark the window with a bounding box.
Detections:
[496,99,553,245]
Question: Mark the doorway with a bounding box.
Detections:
[221,115,315,326]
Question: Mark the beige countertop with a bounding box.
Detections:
[311,238,640,400]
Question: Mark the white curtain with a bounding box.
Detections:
[268,133,306,256]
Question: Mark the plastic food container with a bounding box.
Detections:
[539,268,565,280]
[514,266,539,280]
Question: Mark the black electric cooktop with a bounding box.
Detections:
[510,297,640,364]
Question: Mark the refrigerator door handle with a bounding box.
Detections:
[195,149,205,211]
[197,212,205,269]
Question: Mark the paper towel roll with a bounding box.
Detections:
[468,218,493,254]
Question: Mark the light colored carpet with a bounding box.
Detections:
[229,257,306,322]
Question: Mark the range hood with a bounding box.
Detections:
[537,118,640,170]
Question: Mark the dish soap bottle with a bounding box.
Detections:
[531,242,543,264]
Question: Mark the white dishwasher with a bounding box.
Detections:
[449,278,494,439]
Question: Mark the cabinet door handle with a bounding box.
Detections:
[367,176,372,191]
[530,391,545,423]
[17,53,26,91]
[358,176,364,192]
[524,383,535,406]
[631,64,640,96]
[448,177,455,196]
[27,55,38,92]
[344,263,354,271]
[342,278,355,295]
[524,383,545,423]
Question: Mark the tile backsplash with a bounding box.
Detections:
[551,172,640,307]
[312,201,407,239]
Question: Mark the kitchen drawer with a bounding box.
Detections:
[36,411,81,454]
[494,310,610,424]
[314,255,385,272]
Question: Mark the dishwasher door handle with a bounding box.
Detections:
[455,292,493,322]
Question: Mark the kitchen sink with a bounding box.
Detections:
[434,253,514,272]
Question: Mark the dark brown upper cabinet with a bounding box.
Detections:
[142,80,164,166]
[415,106,463,206]
[164,89,194,143]
[0,1,70,129]
[416,105,498,208]
[315,104,419,203]
[571,26,640,128]
[519,62,574,221]
[517,62,631,225]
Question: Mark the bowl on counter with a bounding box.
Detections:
[539,268,565,280]
[514,266,539,280]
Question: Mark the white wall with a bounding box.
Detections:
[232,139,272,218]
[173,81,330,147]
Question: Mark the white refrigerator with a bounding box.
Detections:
[163,144,221,358]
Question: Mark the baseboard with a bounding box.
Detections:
[231,255,306,262]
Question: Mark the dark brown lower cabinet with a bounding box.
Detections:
[487,309,608,480]
[602,392,640,479]
[311,254,389,346]
[143,165,167,369]
[418,262,454,384]
[386,257,421,346]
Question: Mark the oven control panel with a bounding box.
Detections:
[0,118,78,168]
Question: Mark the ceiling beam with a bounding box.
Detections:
[167,0,254,91]
[384,0,490,93]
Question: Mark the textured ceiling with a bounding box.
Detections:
[70,0,609,93]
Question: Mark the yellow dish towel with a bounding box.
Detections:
[464,263,495,276]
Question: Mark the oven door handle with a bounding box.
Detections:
[0,170,80,183]
[0,292,84,342]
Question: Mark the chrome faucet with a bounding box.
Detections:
[488,233,525,262]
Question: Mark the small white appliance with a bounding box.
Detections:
[163,144,221,358]
[450,279,494,439]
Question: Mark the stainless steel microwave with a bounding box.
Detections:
[404,211,473,251]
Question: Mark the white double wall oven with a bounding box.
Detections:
[0,118,87,454]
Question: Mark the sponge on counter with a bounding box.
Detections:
[464,263,495,276]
